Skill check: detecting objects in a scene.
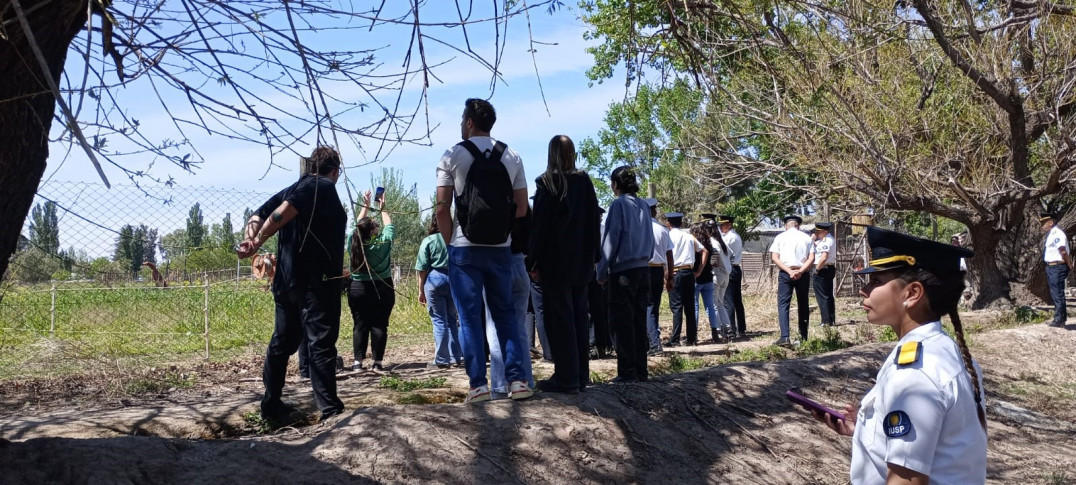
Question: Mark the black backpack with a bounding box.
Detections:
[454,139,516,245]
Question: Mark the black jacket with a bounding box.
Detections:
[527,171,601,285]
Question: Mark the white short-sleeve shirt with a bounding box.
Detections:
[814,234,836,267]
[850,321,987,484]
[769,228,813,268]
[1044,226,1069,263]
[721,229,743,265]
[669,228,702,267]
[435,136,527,248]
[650,219,674,265]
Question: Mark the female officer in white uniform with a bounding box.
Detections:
[813,227,987,484]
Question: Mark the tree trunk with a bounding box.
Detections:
[0,0,87,287]
[966,226,1013,309]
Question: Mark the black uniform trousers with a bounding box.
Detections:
[813,266,836,325]
[1047,264,1069,326]
[589,279,613,349]
[348,278,396,362]
[609,267,650,380]
[263,282,345,415]
[724,265,746,335]
[777,271,811,341]
[542,281,590,388]
[668,268,697,344]
[647,266,666,347]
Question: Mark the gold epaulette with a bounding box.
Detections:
[895,341,922,366]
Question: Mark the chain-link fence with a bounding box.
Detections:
[0,182,433,380]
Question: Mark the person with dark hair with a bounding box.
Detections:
[644,198,674,355]
[812,222,837,327]
[238,145,346,425]
[664,212,706,346]
[769,215,814,347]
[1040,212,1071,328]
[811,226,987,484]
[719,215,747,339]
[705,217,733,341]
[435,98,533,403]
[690,222,719,341]
[416,217,462,368]
[347,189,395,372]
[596,166,654,383]
[528,135,602,394]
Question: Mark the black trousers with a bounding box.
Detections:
[609,267,650,380]
[263,282,344,414]
[348,278,395,362]
[668,269,697,344]
[1047,264,1069,325]
[647,266,666,347]
[777,271,811,340]
[589,279,612,349]
[543,281,590,388]
[813,266,836,325]
[724,265,746,334]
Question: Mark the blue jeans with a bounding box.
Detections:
[425,269,462,365]
[1047,264,1069,325]
[486,253,535,395]
[448,245,526,389]
[694,281,718,329]
[529,280,553,361]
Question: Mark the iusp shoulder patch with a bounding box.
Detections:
[895,341,923,366]
[885,410,913,438]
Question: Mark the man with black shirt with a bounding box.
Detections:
[238,146,347,424]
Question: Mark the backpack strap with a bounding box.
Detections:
[488,141,507,164]
[457,140,485,162]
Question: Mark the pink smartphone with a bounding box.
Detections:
[786,390,846,421]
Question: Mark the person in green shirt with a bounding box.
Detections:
[346,189,395,371]
[416,218,462,368]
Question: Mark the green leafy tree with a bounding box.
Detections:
[27,201,60,255]
[187,204,206,249]
[113,224,148,277]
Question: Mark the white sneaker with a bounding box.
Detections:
[508,380,534,400]
[351,360,363,371]
[465,385,491,403]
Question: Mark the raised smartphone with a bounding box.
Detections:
[786,390,846,421]
[374,186,385,201]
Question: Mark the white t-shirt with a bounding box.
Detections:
[769,228,813,268]
[710,237,732,277]
[850,321,987,485]
[650,219,674,265]
[669,228,702,267]
[435,136,527,247]
[814,234,836,267]
[721,228,743,265]
[1044,226,1069,263]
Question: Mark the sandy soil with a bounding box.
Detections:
[2,308,1075,484]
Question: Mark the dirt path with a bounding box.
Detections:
[1,321,1074,484]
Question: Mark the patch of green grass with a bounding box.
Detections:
[1044,470,1071,485]
[242,411,272,434]
[396,393,431,405]
[650,353,709,376]
[878,326,898,342]
[795,327,851,357]
[726,345,787,364]
[589,370,611,384]
[378,375,447,392]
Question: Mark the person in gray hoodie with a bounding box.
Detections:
[595,166,654,382]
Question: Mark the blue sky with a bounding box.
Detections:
[38,3,626,215]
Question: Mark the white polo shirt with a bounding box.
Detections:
[814,234,836,267]
[669,228,702,268]
[850,321,987,485]
[650,219,674,265]
[435,136,527,248]
[721,228,743,265]
[769,228,813,268]
[1044,226,1069,263]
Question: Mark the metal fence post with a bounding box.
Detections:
[203,271,210,360]
[235,258,240,290]
[49,280,56,337]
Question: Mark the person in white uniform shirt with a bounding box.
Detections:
[664,212,706,346]
[718,215,746,339]
[1040,212,1071,328]
[812,222,837,327]
[769,215,814,346]
[644,198,674,354]
[812,226,986,485]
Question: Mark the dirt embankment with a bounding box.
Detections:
[1,324,1075,484]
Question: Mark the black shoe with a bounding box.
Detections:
[774,337,793,348]
[372,363,385,372]
[647,345,664,356]
[335,356,345,371]
[537,379,580,394]
[596,347,609,360]
[299,371,310,379]
[319,407,344,421]
[261,403,306,428]
[611,376,638,384]
[663,339,680,348]
[685,340,697,346]
[711,327,720,343]
[1047,321,1065,328]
